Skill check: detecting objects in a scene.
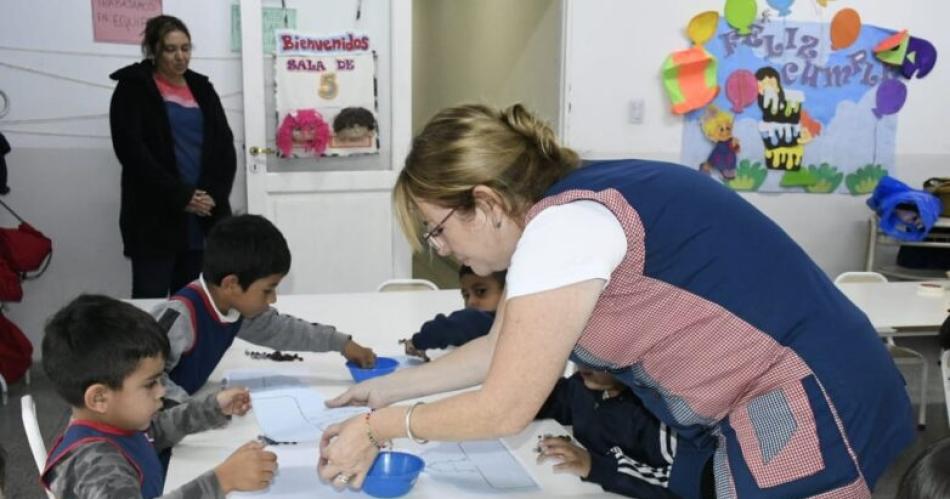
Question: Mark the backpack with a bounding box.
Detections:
[0,311,31,384]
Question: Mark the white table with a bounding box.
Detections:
[135,290,614,497]
[836,281,949,332]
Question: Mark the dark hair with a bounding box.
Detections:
[141,15,191,59]
[898,437,950,499]
[42,295,169,407]
[458,265,506,287]
[202,214,291,289]
[333,107,377,133]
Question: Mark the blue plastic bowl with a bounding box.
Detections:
[362,451,425,498]
[346,356,398,382]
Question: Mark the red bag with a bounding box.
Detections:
[0,258,22,302]
[0,199,52,276]
[0,311,32,383]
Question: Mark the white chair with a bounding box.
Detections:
[376,278,439,292]
[21,395,56,498]
[835,271,929,428]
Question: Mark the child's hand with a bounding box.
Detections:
[343,340,377,368]
[536,436,591,478]
[217,386,251,416]
[398,338,430,362]
[214,440,278,493]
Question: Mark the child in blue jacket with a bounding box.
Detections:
[400,266,505,361]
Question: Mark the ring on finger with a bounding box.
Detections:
[336,473,353,484]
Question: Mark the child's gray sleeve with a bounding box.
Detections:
[238,307,352,353]
[149,390,229,451]
[151,300,197,403]
[46,441,224,498]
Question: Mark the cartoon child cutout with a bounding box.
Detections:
[276,109,331,157]
[332,107,377,147]
[699,105,740,180]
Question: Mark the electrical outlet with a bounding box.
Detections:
[629,99,645,124]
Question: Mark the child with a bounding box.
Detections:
[400,266,505,361]
[535,366,715,499]
[897,437,950,499]
[41,294,277,498]
[153,214,376,401]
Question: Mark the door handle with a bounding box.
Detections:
[248,146,276,156]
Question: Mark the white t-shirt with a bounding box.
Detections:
[506,200,628,299]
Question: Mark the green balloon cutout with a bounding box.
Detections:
[725,0,757,35]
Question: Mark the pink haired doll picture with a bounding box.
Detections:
[276,109,331,157]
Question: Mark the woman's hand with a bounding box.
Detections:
[185,189,215,216]
[325,378,391,409]
[216,386,251,416]
[318,416,380,490]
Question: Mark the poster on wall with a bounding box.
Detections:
[274,29,379,158]
[91,0,162,44]
[671,8,931,195]
[230,5,297,54]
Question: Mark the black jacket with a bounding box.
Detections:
[410,309,494,350]
[109,60,236,257]
[537,374,715,499]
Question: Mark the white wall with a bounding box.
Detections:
[0,0,249,355]
[561,0,949,277]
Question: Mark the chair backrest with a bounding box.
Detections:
[376,279,439,292]
[20,395,47,474]
[834,271,888,284]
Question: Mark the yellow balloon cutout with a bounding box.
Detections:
[724,0,757,35]
[687,11,720,45]
[816,0,834,7]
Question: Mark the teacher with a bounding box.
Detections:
[319,104,913,497]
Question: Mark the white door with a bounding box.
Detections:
[239,0,412,293]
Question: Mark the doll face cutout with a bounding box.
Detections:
[757,75,779,95]
[709,121,733,142]
[292,126,316,144]
[335,124,374,142]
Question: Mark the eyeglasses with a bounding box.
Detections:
[422,208,457,251]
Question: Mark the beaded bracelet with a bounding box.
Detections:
[405,401,429,444]
[364,412,387,450]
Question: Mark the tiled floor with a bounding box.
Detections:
[1,335,946,498]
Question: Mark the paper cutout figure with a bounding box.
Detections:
[699,105,740,180]
[662,46,720,114]
[831,8,861,50]
[875,31,937,79]
[725,69,758,113]
[687,11,720,45]
[725,0,757,35]
[873,79,907,119]
[767,0,795,17]
[755,67,807,171]
[331,106,378,149]
[276,109,332,157]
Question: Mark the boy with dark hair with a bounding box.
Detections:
[154,214,376,401]
[536,366,715,499]
[41,294,277,498]
[400,265,505,361]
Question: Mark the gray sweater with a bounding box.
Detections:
[45,391,229,499]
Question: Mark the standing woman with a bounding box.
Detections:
[319,104,914,497]
[110,15,236,298]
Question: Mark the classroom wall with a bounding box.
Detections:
[561,0,949,278]
[411,0,562,287]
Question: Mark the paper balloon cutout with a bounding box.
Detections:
[725,0,757,36]
[767,0,795,17]
[662,46,720,115]
[688,11,720,45]
[831,8,861,50]
[872,79,907,119]
[725,69,758,113]
[816,0,835,7]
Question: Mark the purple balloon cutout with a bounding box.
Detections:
[873,78,907,119]
[725,70,758,113]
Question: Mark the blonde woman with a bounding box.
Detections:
[318,104,913,498]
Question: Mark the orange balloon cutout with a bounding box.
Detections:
[831,8,861,50]
[687,11,720,46]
